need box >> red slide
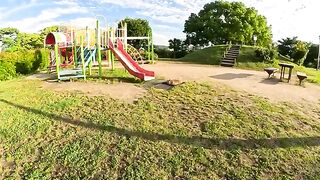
[108,39,155,81]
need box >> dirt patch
[43,82,146,103]
[142,62,320,103]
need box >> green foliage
[154,48,173,58]
[277,37,309,65]
[184,1,272,47]
[40,26,59,39]
[304,44,318,68]
[168,38,188,58]
[18,33,43,50]
[0,61,16,81]
[0,49,49,79]
[119,18,151,48]
[0,27,43,51]
[277,37,298,56]
[254,46,278,62]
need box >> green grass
[179,45,227,65]
[0,79,320,179]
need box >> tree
[277,37,298,56]
[118,18,151,48]
[18,33,43,50]
[277,37,309,65]
[304,44,318,68]
[184,1,272,47]
[0,28,19,50]
[169,38,187,58]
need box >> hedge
[0,49,49,81]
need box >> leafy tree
[18,33,43,50]
[0,28,19,50]
[118,18,151,48]
[278,37,309,65]
[169,38,188,58]
[184,1,272,47]
[304,44,318,68]
[277,37,298,56]
[291,41,309,65]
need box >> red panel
[45,33,55,45]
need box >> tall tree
[277,37,298,56]
[184,1,272,47]
[169,38,187,58]
[119,18,151,48]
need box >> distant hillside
[179,45,261,65]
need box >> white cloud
[1,4,89,32]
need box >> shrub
[0,61,16,81]
[15,50,35,74]
[0,49,49,80]
[154,48,173,58]
[255,47,278,62]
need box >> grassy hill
[1,79,320,178]
[180,45,227,65]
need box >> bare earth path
[32,62,320,104]
[143,62,320,103]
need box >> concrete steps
[221,45,240,67]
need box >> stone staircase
[221,45,241,67]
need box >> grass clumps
[0,79,320,179]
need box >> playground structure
[45,20,155,81]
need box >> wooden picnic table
[279,63,294,82]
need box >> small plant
[255,46,278,62]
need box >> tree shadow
[210,73,253,80]
[86,76,141,83]
[1,98,320,150]
[259,78,281,85]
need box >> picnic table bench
[264,68,278,78]
[279,63,294,82]
[297,72,307,85]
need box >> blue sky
[0,0,318,45]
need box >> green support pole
[73,32,77,68]
[107,50,111,68]
[80,36,86,80]
[96,20,102,78]
[148,32,151,62]
[151,31,155,64]
[89,59,93,76]
[111,52,115,70]
[55,44,60,80]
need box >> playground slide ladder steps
[221,45,241,67]
[58,47,97,80]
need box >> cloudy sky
[0,0,318,45]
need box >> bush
[154,48,173,58]
[0,49,49,80]
[0,61,16,81]
[255,47,278,62]
[140,51,158,60]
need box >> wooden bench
[264,68,278,78]
[297,72,307,85]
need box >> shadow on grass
[210,73,253,80]
[1,98,319,150]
